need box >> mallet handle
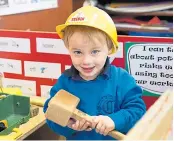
[72,109,126,140]
[108,130,125,140]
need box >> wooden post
[123,90,173,140]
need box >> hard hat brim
[56,24,118,55]
[56,24,67,39]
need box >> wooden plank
[123,91,173,140]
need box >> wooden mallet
[45,89,126,140]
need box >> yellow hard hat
[56,6,118,54]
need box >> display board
[125,43,173,96]
[0,30,172,109]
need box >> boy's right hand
[67,118,92,131]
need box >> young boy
[44,6,146,140]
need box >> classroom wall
[0,0,73,32]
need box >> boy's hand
[67,118,92,131]
[91,115,115,136]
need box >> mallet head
[45,89,80,127]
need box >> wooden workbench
[0,96,46,140]
[17,96,46,140]
[16,107,46,140]
[1,96,65,140]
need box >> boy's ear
[108,48,113,55]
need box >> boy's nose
[82,55,93,65]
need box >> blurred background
[0,0,173,37]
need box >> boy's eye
[74,51,82,55]
[91,50,100,54]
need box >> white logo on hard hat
[70,12,87,22]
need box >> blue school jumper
[44,58,146,140]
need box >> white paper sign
[3,78,36,96]
[24,61,61,79]
[0,37,31,53]
[40,85,52,98]
[127,44,173,94]
[36,38,69,54]
[0,58,22,74]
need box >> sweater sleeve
[108,68,146,134]
[43,74,75,137]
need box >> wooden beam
[123,90,173,140]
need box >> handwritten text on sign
[127,44,173,94]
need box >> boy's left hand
[91,115,115,136]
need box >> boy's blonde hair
[62,25,113,51]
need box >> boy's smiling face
[68,31,110,81]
